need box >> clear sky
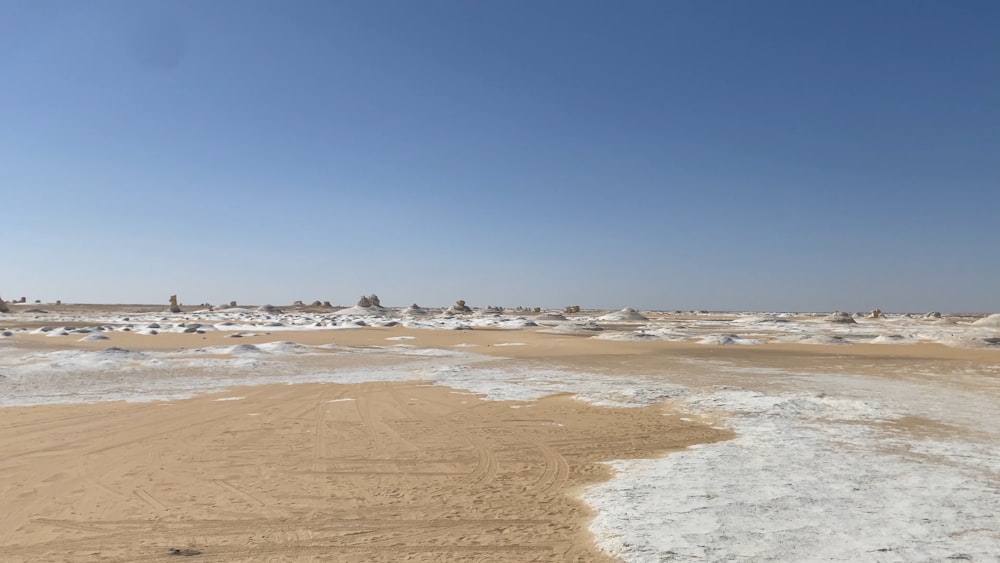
[1,0,997,312]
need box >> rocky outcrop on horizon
[0,296,9,313]
[404,303,429,316]
[824,311,857,324]
[445,300,472,314]
[333,294,389,316]
[598,308,649,322]
[168,295,181,314]
[356,294,383,309]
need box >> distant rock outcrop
[354,294,382,308]
[869,308,882,319]
[536,312,568,321]
[404,303,428,316]
[924,312,942,319]
[539,321,605,335]
[598,308,649,322]
[168,295,181,314]
[564,305,581,314]
[258,304,279,314]
[972,313,1000,327]
[445,300,472,314]
[333,294,389,316]
[824,311,857,324]
[0,297,9,314]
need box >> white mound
[824,311,857,324]
[592,331,661,342]
[538,322,605,335]
[972,313,1000,327]
[333,294,389,317]
[256,341,309,353]
[228,344,263,355]
[777,334,848,345]
[79,333,110,342]
[331,306,384,316]
[869,334,918,345]
[731,315,788,325]
[598,308,649,322]
[698,334,761,346]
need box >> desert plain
[1,299,999,562]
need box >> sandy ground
[2,306,998,561]
[0,374,729,562]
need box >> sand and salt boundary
[0,380,729,562]
[1,323,735,562]
[1,306,999,561]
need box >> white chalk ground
[1,310,999,561]
[3,306,998,348]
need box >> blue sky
[1,0,997,311]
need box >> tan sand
[3,308,998,561]
[0,380,730,562]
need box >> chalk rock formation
[404,303,428,316]
[293,300,305,307]
[0,297,9,313]
[973,313,1000,327]
[564,305,581,314]
[869,308,882,319]
[824,311,857,324]
[539,321,605,335]
[258,304,279,313]
[536,312,568,322]
[598,308,650,322]
[924,311,942,319]
[230,300,238,308]
[333,294,388,316]
[446,300,472,314]
[168,295,181,314]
